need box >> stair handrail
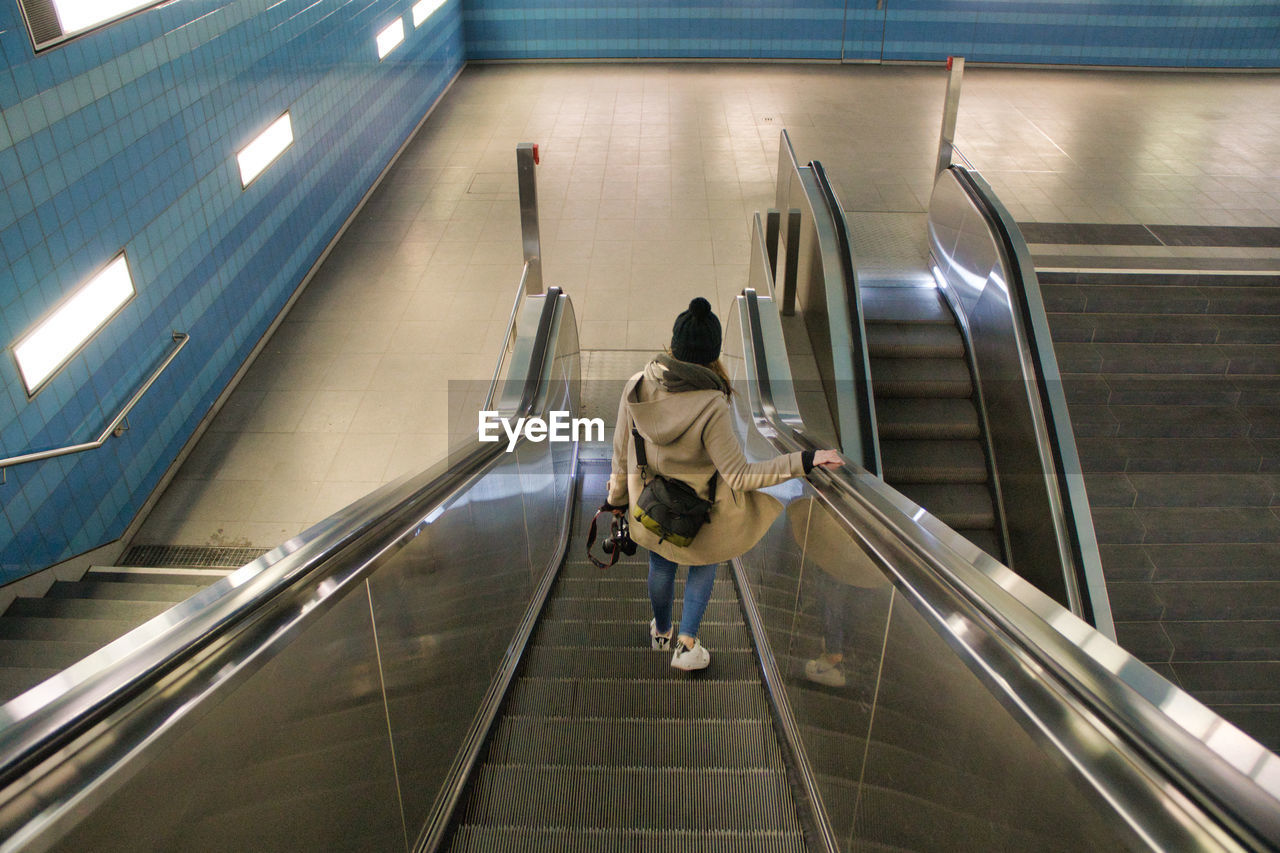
[0,331,189,479]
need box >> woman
[605,297,843,671]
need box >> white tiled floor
[133,62,1280,549]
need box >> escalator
[442,460,807,851]
[769,130,1102,629]
[0,272,1277,851]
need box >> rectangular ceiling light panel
[413,0,447,27]
[377,17,405,59]
[237,112,294,188]
[53,0,154,33]
[13,253,136,396]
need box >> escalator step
[532,620,751,651]
[870,358,972,398]
[519,646,760,680]
[875,398,980,440]
[455,765,801,832]
[0,668,61,704]
[895,483,997,529]
[556,577,736,601]
[503,678,772,720]
[447,826,805,853]
[487,717,783,768]
[866,322,965,358]
[956,528,1003,560]
[543,598,741,625]
[880,440,989,484]
[860,288,953,325]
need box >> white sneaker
[650,619,673,651]
[671,638,710,671]
[804,656,846,688]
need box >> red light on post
[532,144,540,165]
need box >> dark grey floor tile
[1046,314,1095,343]
[1137,507,1280,544]
[1105,582,1164,621]
[1082,473,1134,507]
[1052,342,1102,374]
[1206,705,1280,752]
[1020,222,1161,246]
[1225,345,1280,376]
[1039,284,1087,313]
[1094,343,1230,376]
[1164,620,1280,662]
[1112,405,1250,438]
[1146,542,1280,582]
[1205,288,1280,316]
[1081,285,1208,316]
[1215,316,1280,345]
[1061,375,1112,405]
[1079,314,1220,345]
[1090,507,1145,544]
[1066,406,1119,438]
[1153,580,1280,620]
[1112,437,1262,473]
[1244,408,1280,440]
[1097,544,1154,582]
[1146,224,1280,248]
[1113,621,1172,662]
[1128,473,1273,508]
[1105,375,1240,407]
[1168,661,1280,704]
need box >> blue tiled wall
[0,1,464,582]
[463,0,1279,67]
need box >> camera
[602,512,637,556]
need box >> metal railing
[0,331,189,482]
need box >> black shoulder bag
[631,428,715,548]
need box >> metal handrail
[0,331,189,475]
[737,290,1280,851]
[486,261,533,409]
[949,164,1114,639]
[0,291,564,782]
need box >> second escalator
[860,285,1006,561]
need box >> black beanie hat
[670,297,721,365]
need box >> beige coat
[607,363,806,565]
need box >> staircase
[0,551,254,705]
[860,286,1005,560]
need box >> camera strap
[585,509,621,569]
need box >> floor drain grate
[121,545,268,569]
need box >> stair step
[0,668,62,705]
[85,567,232,585]
[3,597,174,622]
[866,322,965,358]
[860,288,953,325]
[871,358,972,398]
[487,717,783,767]
[876,398,980,440]
[896,483,997,529]
[881,440,989,484]
[0,615,140,644]
[0,638,101,669]
[44,580,209,603]
[446,826,805,853]
[455,765,801,832]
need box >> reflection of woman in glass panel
[603,298,842,671]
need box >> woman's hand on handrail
[813,449,844,470]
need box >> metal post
[765,209,781,280]
[780,209,801,317]
[935,56,964,177]
[516,143,542,294]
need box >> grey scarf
[654,353,728,395]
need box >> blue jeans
[648,551,718,640]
